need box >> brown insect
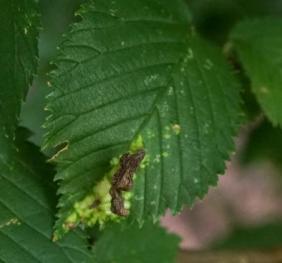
[110,188,129,216]
[110,149,145,216]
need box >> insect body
[110,149,145,216]
[110,188,129,216]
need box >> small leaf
[231,17,282,126]
[93,222,180,263]
[44,0,242,235]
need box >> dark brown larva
[110,149,145,216]
[110,188,129,216]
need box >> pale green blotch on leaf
[53,136,146,241]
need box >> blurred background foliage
[21,0,282,251]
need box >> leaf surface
[231,17,282,126]
[44,0,241,232]
[0,132,92,263]
[0,0,39,137]
[0,1,93,262]
[93,222,180,263]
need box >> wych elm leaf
[44,0,241,236]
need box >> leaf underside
[44,0,241,232]
[231,17,282,126]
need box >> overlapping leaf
[0,0,39,137]
[0,1,93,262]
[44,0,241,232]
[93,222,180,263]
[0,132,92,263]
[231,17,282,126]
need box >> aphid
[110,149,145,216]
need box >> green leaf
[0,1,93,261]
[44,0,241,235]
[231,17,282,126]
[0,0,39,137]
[0,131,93,263]
[93,222,180,263]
